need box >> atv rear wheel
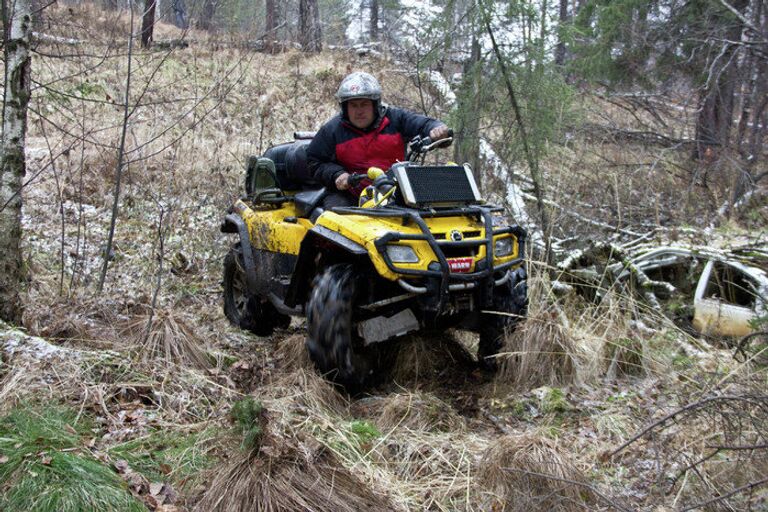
[223,246,290,336]
[478,268,528,372]
[306,264,378,390]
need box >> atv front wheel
[305,264,378,390]
[478,268,528,372]
[223,246,290,336]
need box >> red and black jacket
[307,106,442,196]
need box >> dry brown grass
[375,391,466,432]
[390,332,476,387]
[274,333,312,371]
[194,443,394,512]
[21,292,133,348]
[122,308,211,369]
[477,433,594,512]
[497,307,579,389]
[264,368,349,419]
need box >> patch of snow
[2,330,69,360]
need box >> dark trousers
[322,191,356,209]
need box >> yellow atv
[221,131,527,388]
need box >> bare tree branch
[679,476,768,511]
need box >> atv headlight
[386,244,419,263]
[494,237,514,258]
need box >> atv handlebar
[347,173,367,188]
[347,167,388,189]
[406,129,454,161]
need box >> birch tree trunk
[0,0,32,323]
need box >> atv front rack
[331,204,526,303]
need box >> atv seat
[261,133,319,191]
[294,188,328,221]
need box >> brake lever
[423,136,453,152]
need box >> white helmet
[335,72,382,104]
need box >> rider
[307,71,450,208]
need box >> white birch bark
[0,0,32,322]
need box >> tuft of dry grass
[477,433,594,512]
[375,392,466,432]
[604,336,645,378]
[123,309,211,370]
[274,333,312,371]
[390,332,476,387]
[497,307,579,389]
[194,442,394,512]
[265,368,349,418]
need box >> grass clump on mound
[498,309,579,389]
[0,404,144,512]
[477,433,594,512]
[275,333,312,370]
[376,392,466,432]
[124,309,211,369]
[194,441,394,512]
[267,368,349,416]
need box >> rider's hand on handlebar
[429,124,451,141]
[335,172,351,190]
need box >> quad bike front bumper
[333,204,526,312]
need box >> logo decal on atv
[449,230,463,242]
[448,257,473,273]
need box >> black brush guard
[331,204,526,311]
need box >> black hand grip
[435,128,454,149]
[347,173,366,187]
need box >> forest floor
[1,5,767,512]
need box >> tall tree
[299,0,322,52]
[141,0,156,48]
[172,0,188,28]
[198,0,216,31]
[0,0,32,322]
[265,0,278,52]
[370,0,379,41]
[693,0,750,159]
[454,34,483,185]
[555,0,569,66]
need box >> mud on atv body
[221,132,527,389]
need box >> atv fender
[284,225,368,308]
[220,213,260,294]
